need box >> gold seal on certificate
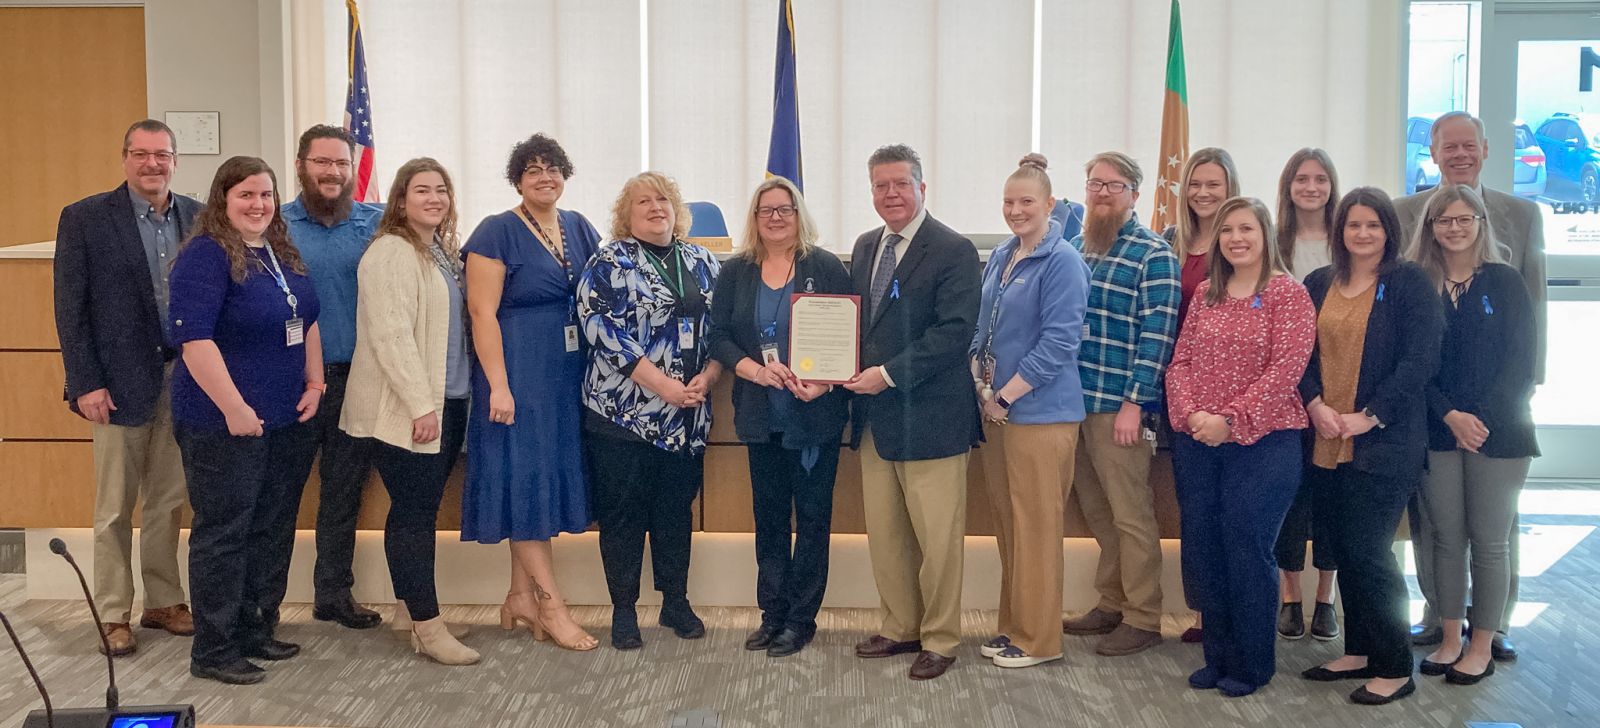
[787,293,861,384]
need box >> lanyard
[260,244,298,318]
[759,254,797,340]
[641,240,690,300]
[978,244,1029,382]
[516,205,570,279]
[427,238,461,289]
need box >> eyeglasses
[872,180,916,193]
[1085,179,1133,194]
[125,150,176,164]
[755,205,797,219]
[1432,214,1484,229]
[523,165,563,179]
[303,157,352,171]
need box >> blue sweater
[969,221,1091,424]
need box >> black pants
[372,399,467,623]
[311,364,378,606]
[748,440,840,638]
[1274,465,1340,572]
[587,435,702,608]
[1310,463,1416,678]
[178,420,318,668]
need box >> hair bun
[1018,153,1049,171]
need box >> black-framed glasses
[755,205,797,219]
[1085,179,1132,194]
[1432,214,1484,229]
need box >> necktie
[870,233,901,314]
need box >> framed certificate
[788,293,861,384]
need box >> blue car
[1535,113,1600,203]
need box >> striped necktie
[870,233,901,313]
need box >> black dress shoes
[1301,664,1378,681]
[313,599,382,630]
[243,638,300,661]
[766,628,810,658]
[745,626,778,651]
[854,635,922,658]
[658,599,706,640]
[1350,678,1416,705]
[1491,633,1518,662]
[191,659,266,685]
[1410,622,1443,646]
[612,607,643,651]
[908,651,956,680]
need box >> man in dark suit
[845,144,981,681]
[54,119,203,656]
[1396,111,1546,662]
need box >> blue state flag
[765,0,802,192]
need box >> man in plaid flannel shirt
[1060,151,1180,657]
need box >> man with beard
[1395,110,1545,663]
[54,119,203,656]
[1060,151,1180,657]
[280,124,384,629]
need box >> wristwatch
[1361,407,1386,429]
[995,394,1012,410]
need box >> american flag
[344,0,377,202]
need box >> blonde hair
[1203,197,1283,307]
[737,176,819,263]
[609,171,692,241]
[375,157,460,262]
[1174,147,1241,266]
[1406,183,1504,288]
[1008,153,1053,197]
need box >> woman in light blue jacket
[971,153,1091,669]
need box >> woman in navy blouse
[578,171,721,650]
[168,156,323,685]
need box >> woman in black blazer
[1296,187,1443,705]
[708,176,852,657]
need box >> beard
[1081,201,1129,255]
[297,168,354,226]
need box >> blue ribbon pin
[890,279,901,300]
[1482,295,1493,315]
[1376,282,1386,302]
[1251,295,1262,309]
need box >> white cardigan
[339,233,451,453]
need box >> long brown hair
[1173,147,1240,266]
[1203,197,1283,307]
[375,157,461,261]
[185,156,303,282]
[1275,148,1340,275]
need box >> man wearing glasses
[281,124,384,630]
[54,119,204,656]
[1060,151,1179,657]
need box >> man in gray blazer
[1395,110,1545,662]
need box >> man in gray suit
[1395,110,1546,662]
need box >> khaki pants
[859,428,968,656]
[1071,413,1163,631]
[90,373,187,622]
[979,420,1079,657]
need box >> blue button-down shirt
[281,197,383,363]
[1071,213,1180,413]
[128,187,182,347]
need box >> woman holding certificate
[578,171,721,650]
[971,154,1091,668]
[708,177,851,658]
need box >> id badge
[285,317,305,347]
[677,317,695,349]
[760,344,780,366]
[564,324,580,352]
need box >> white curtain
[292,0,1402,251]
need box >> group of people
[54,111,1540,705]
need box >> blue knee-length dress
[460,208,600,542]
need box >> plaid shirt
[1071,213,1180,413]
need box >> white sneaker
[992,646,1062,669]
[979,635,1011,659]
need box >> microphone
[1,608,54,728]
[48,538,118,711]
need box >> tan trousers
[979,420,1079,657]
[90,373,187,622]
[1071,413,1163,631]
[859,428,969,657]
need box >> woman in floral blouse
[1165,196,1316,698]
[577,171,721,650]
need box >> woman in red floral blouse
[1165,196,1316,697]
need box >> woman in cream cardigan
[341,158,477,665]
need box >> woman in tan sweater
[341,158,477,665]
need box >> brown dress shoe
[1095,624,1162,656]
[908,650,956,680]
[140,604,195,636]
[99,623,136,657]
[854,635,922,658]
[1062,608,1123,636]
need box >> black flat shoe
[766,628,810,658]
[658,599,705,640]
[1350,678,1416,705]
[313,599,382,630]
[1445,659,1496,685]
[242,638,300,661]
[1419,654,1460,676]
[1301,664,1377,681]
[744,626,777,651]
[191,659,266,685]
[611,608,642,651]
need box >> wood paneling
[0,441,96,527]
[0,351,90,439]
[0,7,147,247]
[0,259,61,349]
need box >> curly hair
[184,156,304,283]
[504,133,574,189]
[609,171,692,242]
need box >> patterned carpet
[1,494,1597,728]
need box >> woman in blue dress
[462,133,599,652]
